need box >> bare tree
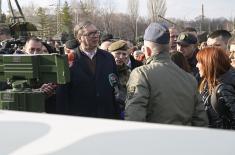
[79,0,98,21]
[127,0,139,40]
[21,3,38,23]
[99,1,115,33]
[128,0,139,19]
[147,0,167,22]
[70,0,80,24]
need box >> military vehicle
[0,0,38,54]
[0,110,235,155]
[0,54,70,112]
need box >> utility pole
[208,21,211,33]
[0,0,2,22]
[56,0,61,34]
[202,4,205,22]
[135,17,138,41]
[200,4,205,32]
[233,17,235,32]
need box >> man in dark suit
[56,21,120,119]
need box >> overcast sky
[2,0,235,20]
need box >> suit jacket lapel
[75,48,93,76]
[95,50,103,81]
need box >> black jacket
[201,68,235,129]
[188,49,200,83]
[56,48,120,119]
[129,55,143,70]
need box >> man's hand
[40,83,58,96]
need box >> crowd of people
[0,20,235,130]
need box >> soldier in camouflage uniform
[125,23,208,126]
[108,40,131,117]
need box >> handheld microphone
[108,73,119,95]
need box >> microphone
[108,73,119,95]
[109,73,125,115]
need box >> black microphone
[108,73,119,95]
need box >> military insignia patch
[127,86,136,99]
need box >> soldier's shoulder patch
[127,86,136,99]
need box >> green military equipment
[0,54,70,112]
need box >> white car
[0,110,234,155]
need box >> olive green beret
[108,40,128,52]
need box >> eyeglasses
[83,30,101,37]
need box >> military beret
[176,32,197,45]
[144,22,170,44]
[108,40,128,52]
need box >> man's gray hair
[144,40,169,54]
[74,21,93,39]
[23,37,42,51]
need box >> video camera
[0,21,38,54]
[0,38,25,54]
[0,54,70,112]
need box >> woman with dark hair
[170,51,191,73]
[196,47,235,129]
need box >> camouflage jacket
[116,65,131,110]
[125,52,208,127]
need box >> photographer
[0,24,15,54]
[0,25,14,89]
[0,24,13,42]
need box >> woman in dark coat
[196,47,235,129]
